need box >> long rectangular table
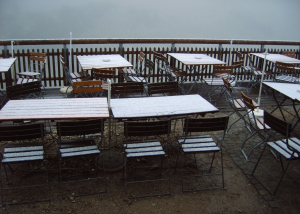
[0,98,109,121]
[110,94,219,119]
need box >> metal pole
[108,79,111,151]
[229,40,233,65]
[257,51,268,106]
[69,32,72,72]
[11,41,15,85]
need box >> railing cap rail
[1,38,300,46]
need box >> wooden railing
[0,38,299,89]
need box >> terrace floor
[0,82,299,213]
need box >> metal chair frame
[120,52,145,82]
[174,116,229,193]
[223,78,248,134]
[56,119,107,199]
[203,64,236,104]
[123,120,172,198]
[273,61,299,83]
[245,53,271,95]
[154,52,189,94]
[240,91,271,161]
[16,52,47,85]
[0,123,51,206]
[251,111,300,195]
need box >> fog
[1,0,300,42]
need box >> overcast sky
[1,0,300,41]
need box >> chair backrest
[275,61,295,75]
[281,51,296,59]
[57,119,104,139]
[29,52,47,81]
[6,81,42,99]
[183,116,229,137]
[241,91,257,111]
[60,55,75,85]
[140,59,155,80]
[222,77,233,94]
[0,123,44,142]
[233,51,244,61]
[246,53,257,69]
[92,68,117,80]
[72,80,103,97]
[124,120,171,139]
[111,82,144,96]
[264,111,291,137]
[147,81,178,96]
[29,52,47,69]
[214,65,234,75]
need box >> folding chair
[203,64,235,103]
[174,116,229,193]
[56,119,107,199]
[124,59,154,82]
[281,51,296,58]
[232,51,248,90]
[222,77,248,134]
[93,67,117,82]
[123,120,171,198]
[245,53,271,94]
[0,123,50,206]
[60,55,86,81]
[251,111,300,195]
[154,52,189,94]
[119,52,145,82]
[72,80,103,98]
[111,82,144,98]
[273,61,299,83]
[1,81,43,108]
[240,91,271,161]
[16,52,47,85]
[147,81,178,96]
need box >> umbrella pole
[257,51,268,107]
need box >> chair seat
[249,117,271,130]
[276,75,299,83]
[233,98,246,109]
[2,145,44,163]
[59,139,100,158]
[124,140,165,158]
[178,135,220,153]
[267,137,300,159]
[17,78,39,84]
[121,68,137,76]
[203,77,224,86]
[18,71,41,77]
[125,76,147,83]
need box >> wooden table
[0,58,17,87]
[0,98,109,121]
[251,53,300,64]
[263,82,300,130]
[77,54,133,70]
[167,53,226,94]
[167,53,226,66]
[110,94,219,119]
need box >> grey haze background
[0,0,300,41]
